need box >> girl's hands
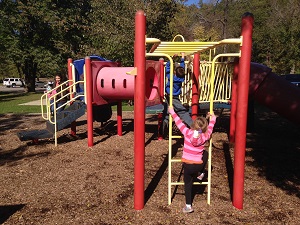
[206,111,215,119]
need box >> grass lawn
[0,91,134,114]
[0,92,45,114]
[111,102,134,111]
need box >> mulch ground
[0,104,299,225]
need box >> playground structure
[16,10,300,212]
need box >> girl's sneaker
[182,206,194,213]
[197,172,205,181]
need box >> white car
[35,81,46,88]
[3,78,24,88]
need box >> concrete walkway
[19,99,47,106]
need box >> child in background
[168,106,217,213]
[47,74,68,114]
[161,53,193,136]
[46,81,53,92]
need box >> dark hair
[175,66,185,78]
[54,73,67,82]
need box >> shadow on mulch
[212,103,300,199]
[144,139,183,205]
[0,145,51,167]
[0,204,25,224]
[247,105,300,198]
[0,114,45,136]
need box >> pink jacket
[169,108,216,164]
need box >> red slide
[249,62,300,126]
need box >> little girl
[168,106,216,213]
[47,74,68,114]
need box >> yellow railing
[181,61,234,104]
[172,34,185,42]
[40,79,85,146]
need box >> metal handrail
[40,80,85,146]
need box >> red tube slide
[249,62,300,126]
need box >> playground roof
[146,37,242,56]
[73,55,111,76]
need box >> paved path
[0,85,47,105]
[19,99,47,106]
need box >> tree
[87,0,183,65]
[86,0,140,66]
[0,0,19,79]
[1,0,298,83]
[0,0,92,92]
[264,0,300,74]
[145,0,181,41]
[220,0,300,74]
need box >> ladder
[167,108,213,205]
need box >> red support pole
[157,58,165,140]
[229,58,239,143]
[233,12,254,209]
[68,58,76,136]
[117,101,123,136]
[191,53,200,119]
[85,57,94,147]
[134,10,146,210]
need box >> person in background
[161,52,193,136]
[168,105,217,213]
[46,81,53,92]
[47,74,68,115]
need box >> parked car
[35,81,46,88]
[3,78,25,88]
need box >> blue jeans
[163,95,193,127]
[50,99,66,114]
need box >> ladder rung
[170,135,182,139]
[171,181,209,186]
[170,159,181,162]
[193,181,209,185]
[171,182,184,185]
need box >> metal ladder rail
[167,56,214,204]
[168,133,213,205]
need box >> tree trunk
[22,57,37,93]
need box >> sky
[185,0,199,5]
[185,0,209,6]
